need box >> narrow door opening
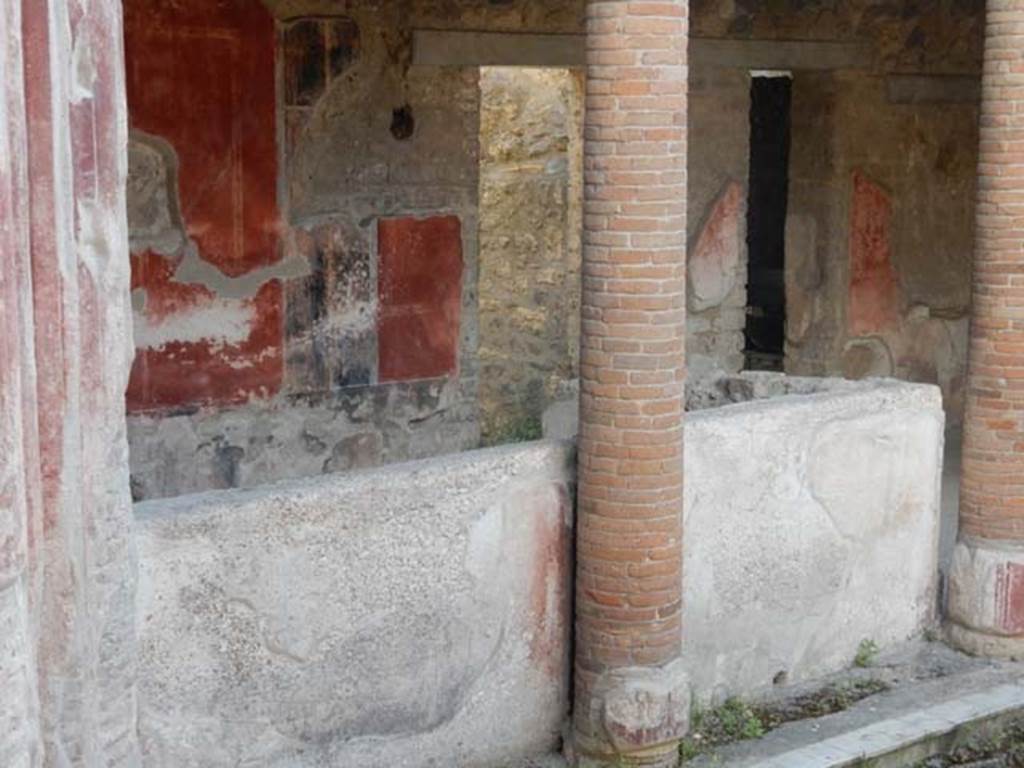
[744,73,792,371]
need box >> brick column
[573,2,689,765]
[948,1,1024,658]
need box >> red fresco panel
[377,216,463,383]
[848,171,901,336]
[997,562,1024,635]
[128,251,284,410]
[123,0,282,412]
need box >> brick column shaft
[573,2,689,764]
[949,0,1024,657]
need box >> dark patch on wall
[281,16,360,156]
[283,17,360,108]
[211,438,245,490]
[285,244,328,393]
[391,104,416,140]
[284,20,324,107]
[326,18,360,77]
[286,222,374,395]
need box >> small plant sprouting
[483,414,543,446]
[679,698,766,762]
[854,638,880,668]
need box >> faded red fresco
[124,0,282,412]
[997,562,1024,634]
[378,216,463,382]
[849,172,900,336]
[528,484,572,679]
[129,252,283,410]
[690,181,743,309]
[22,0,64,523]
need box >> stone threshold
[513,643,1024,768]
[690,660,1024,768]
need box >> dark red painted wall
[378,216,463,383]
[124,0,282,412]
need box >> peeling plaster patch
[313,302,378,339]
[127,132,185,256]
[842,336,895,379]
[70,34,96,102]
[174,245,311,300]
[76,197,119,279]
[690,181,743,312]
[132,297,255,350]
[131,288,147,313]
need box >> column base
[575,745,680,768]
[946,622,1024,660]
[570,659,690,768]
[946,538,1024,659]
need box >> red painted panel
[997,562,1024,634]
[378,216,463,383]
[124,0,279,276]
[23,0,66,523]
[849,172,900,336]
[123,0,282,412]
[127,251,283,410]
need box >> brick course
[574,0,688,762]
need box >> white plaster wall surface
[134,441,574,768]
[684,379,945,703]
[133,378,944,767]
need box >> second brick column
[573,1,690,765]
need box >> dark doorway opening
[744,74,792,371]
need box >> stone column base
[947,538,1024,659]
[570,660,690,767]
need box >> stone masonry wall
[477,57,749,437]
[478,67,584,442]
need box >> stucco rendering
[129,379,943,766]
[685,378,944,701]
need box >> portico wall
[124,0,985,500]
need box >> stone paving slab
[692,663,1024,768]
[514,643,1024,768]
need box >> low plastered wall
[134,377,944,766]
